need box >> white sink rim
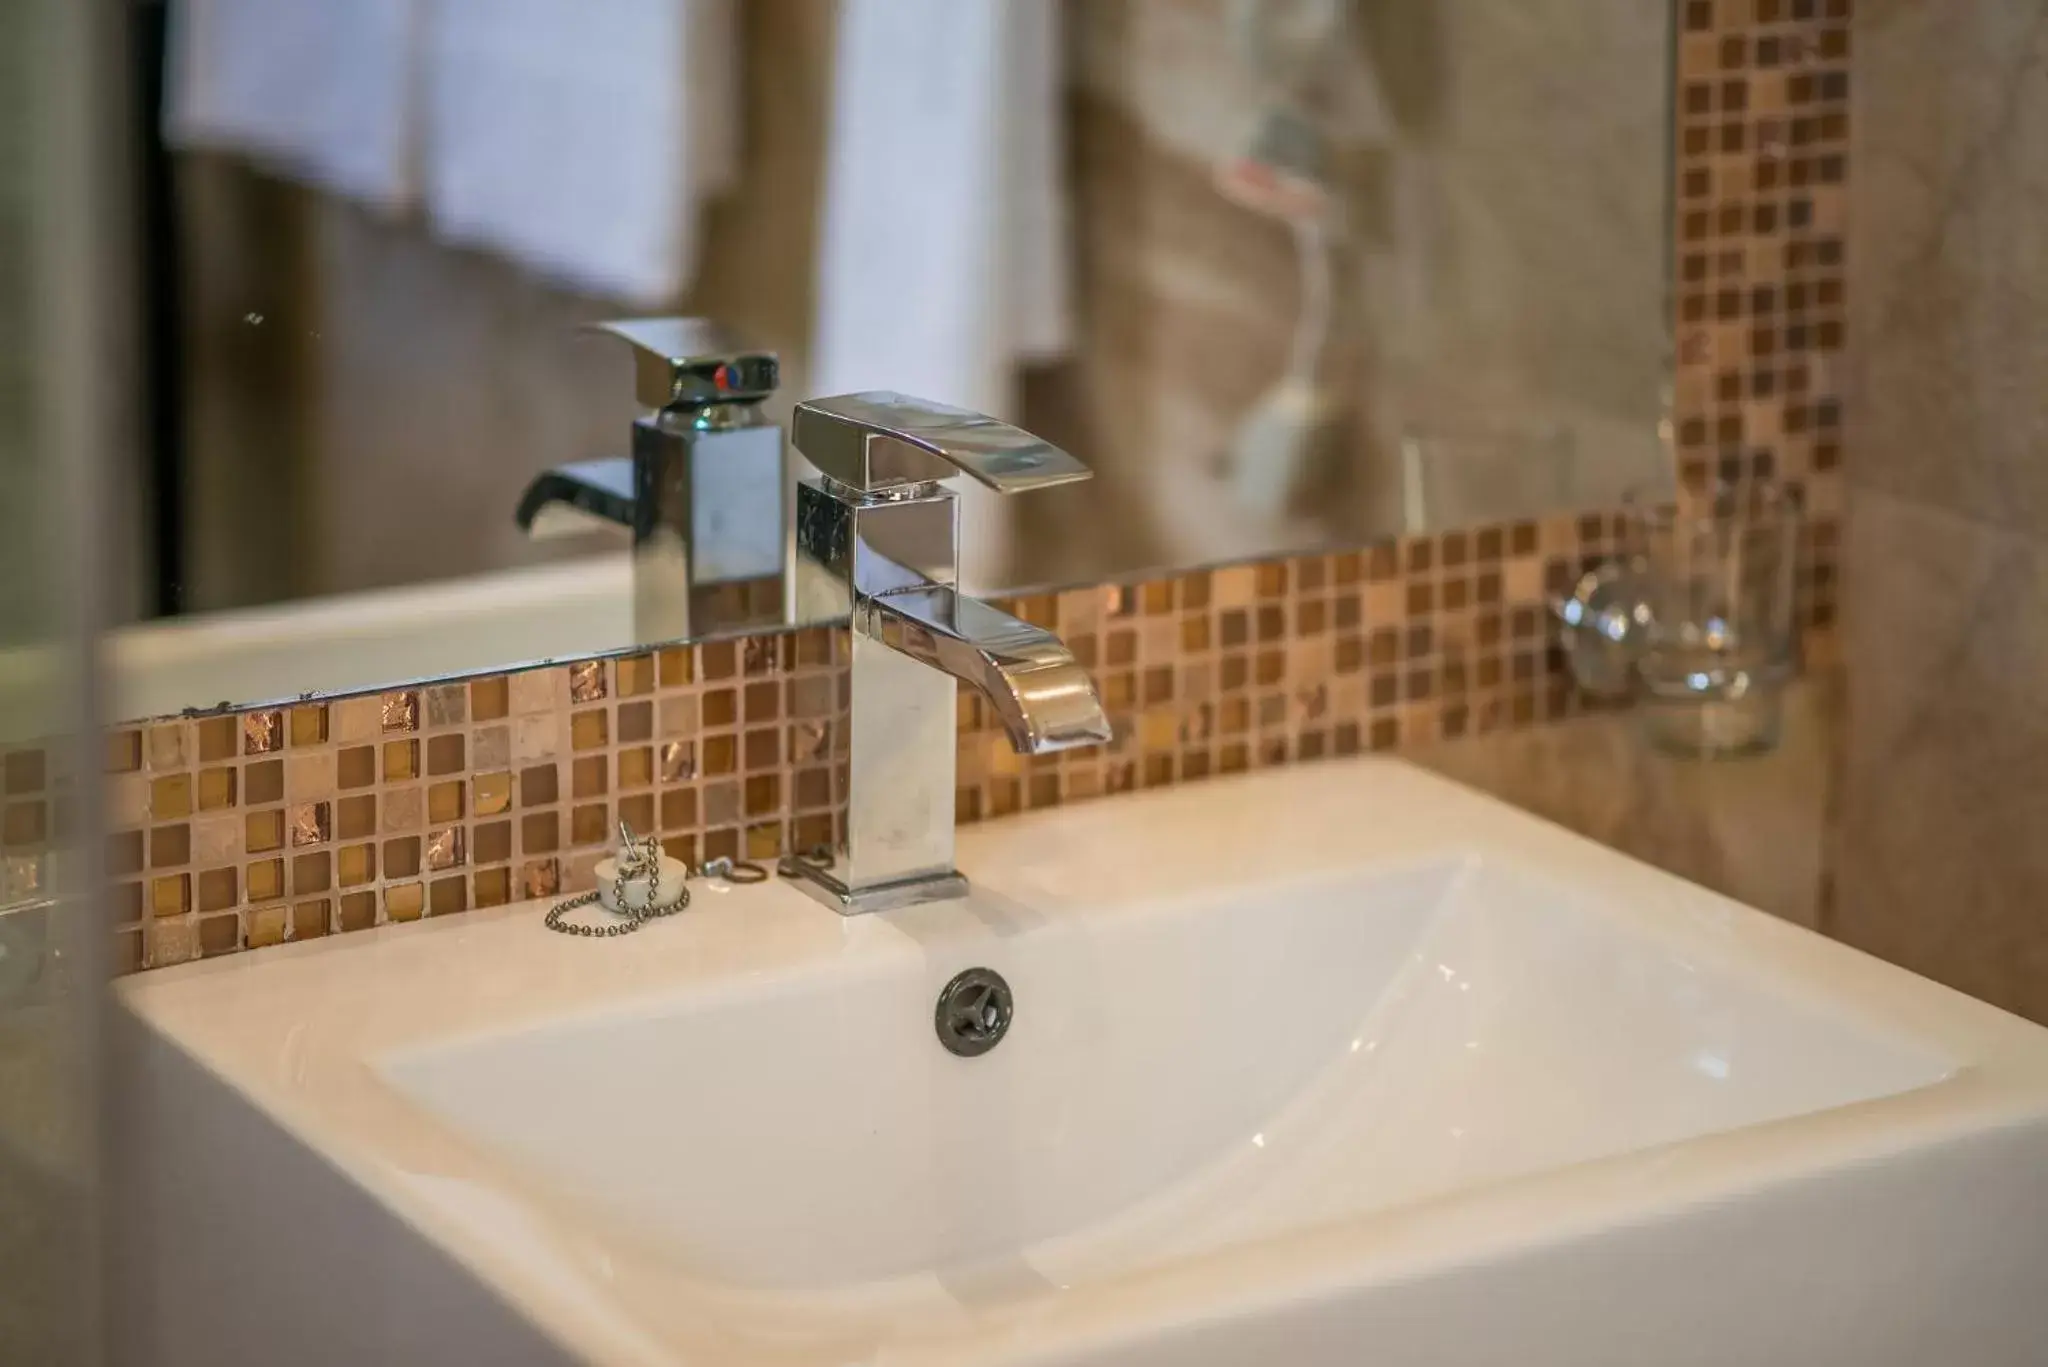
[117,757,2048,1367]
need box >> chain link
[542,827,774,937]
[700,856,770,884]
[543,825,687,938]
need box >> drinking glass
[1624,479,1800,756]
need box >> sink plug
[543,822,691,938]
[542,826,773,937]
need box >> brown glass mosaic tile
[1674,0,1848,635]
[953,524,1622,821]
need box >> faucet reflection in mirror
[786,393,1112,914]
[516,318,789,642]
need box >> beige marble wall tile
[1831,485,2048,1023]
[1849,0,2048,540]
[1833,0,2048,1025]
[1409,680,1835,931]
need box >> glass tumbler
[1624,480,1800,757]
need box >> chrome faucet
[784,392,1113,915]
[515,318,788,640]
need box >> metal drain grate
[934,967,1013,1057]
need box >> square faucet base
[778,859,971,917]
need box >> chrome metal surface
[793,391,1095,495]
[590,317,780,411]
[868,588,1113,754]
[781,864,972,916]
[934,967,1014,1058]
[786,395,1111,915]
[515,317,790,641]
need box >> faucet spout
[785,391,1111,915]
[867,587,1113,754]
[516,457,637,539]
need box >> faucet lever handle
[589,317,779,411]
[793,391,1093,495]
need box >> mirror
[69,0,1673,725]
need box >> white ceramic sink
[120,759,2048,1366]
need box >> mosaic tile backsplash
[4,518,1621,973]
[1673,0,1849,621]
[0,0,1852,974]
[76,632,844,971]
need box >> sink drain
[935,967,1012,1057]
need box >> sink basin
[379,855,1949,1296]
[119,758,2048,1366]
